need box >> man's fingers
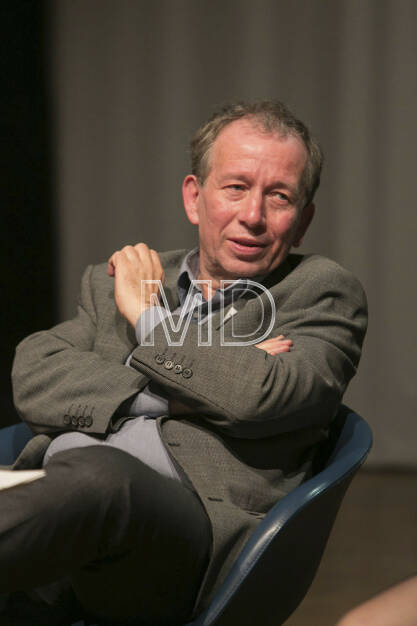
[255,335,293,355]
[267,345,292,355]
[134,242,153,265]
[108,243,153,274]
[150,249,165,284]
[106,243,165,327]
[257,344,292,355]
[255,335,292,347]
[107,252,119,277]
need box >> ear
[182,175,201,226]
[293,203,315,248]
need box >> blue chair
[0,406,372,626]
[0,421,33,465]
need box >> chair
[186,405,372,625]
[0,420,33,466]
[0,406,372,626]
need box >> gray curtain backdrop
[51,0,417,467]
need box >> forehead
[209,119,307,182]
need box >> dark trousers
[0,446,212,625]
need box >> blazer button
[173,364,183,374]
[71,416,78,426]
[63,415,71,426]
[164,360,174,370]
[182,368,193,379]
[84,416,93,427]
[155,354,165,364]
[78,417,85,427]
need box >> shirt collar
[177,247,265,307]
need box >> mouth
[228,238,267,256]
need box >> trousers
[0,446,212,625]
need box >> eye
[270,190,290,203]
[224,184,246,198]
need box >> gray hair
[190,100,323,207]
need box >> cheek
[270,212,299,241]
[201,200,234,233]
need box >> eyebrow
[265,180,298,195]
[219,172,300,197]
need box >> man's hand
[107,243,165,328]
[255,335,293,355]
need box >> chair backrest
[0,421,33,466]
[187,406,372,626]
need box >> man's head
[183,101,322,287]
[190,101,323,208]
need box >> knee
[45,445,142,502]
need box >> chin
[222,258,268,279]
[225,252,289,280]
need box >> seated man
[4,100,367,625]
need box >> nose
[238,191,266,230]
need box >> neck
[197,272,220,300]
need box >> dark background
[1,1,56,426]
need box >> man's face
[183,119,315,286]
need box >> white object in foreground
[0,469,46,491]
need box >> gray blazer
[12,249,367,614]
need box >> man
[6,101,367,625]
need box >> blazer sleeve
[128,259,368,438]
[12,265,149,435]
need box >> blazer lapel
[213,257,294,331]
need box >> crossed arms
[12,244,367,439]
